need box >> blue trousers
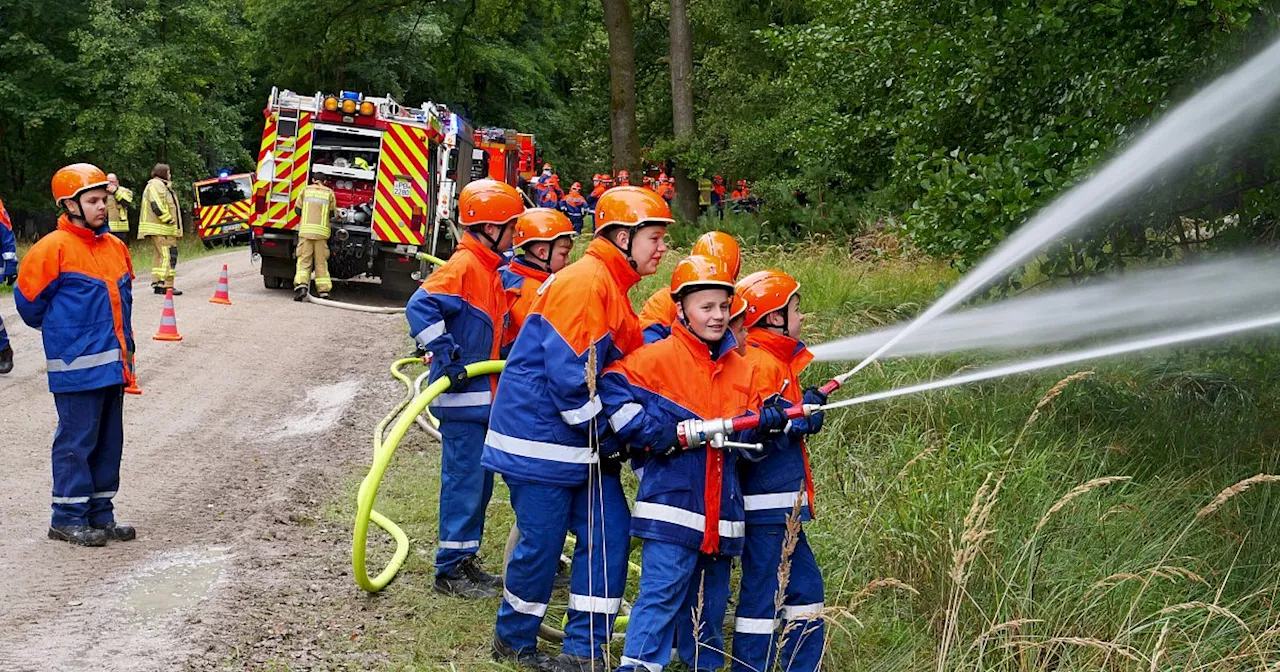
[436,420,495,575]
[497,474,631,659]
[0,314,8,350]
[617,540,733,672]
[732,525,825,672]
[51,386,125,528]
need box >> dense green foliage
[3,0,1280,271]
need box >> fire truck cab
[250,88,475,298]
[193,171,253,248]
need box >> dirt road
[0,250,410,670]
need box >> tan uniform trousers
[294,235,332,294]
[150,236,177,288]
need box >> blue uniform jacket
[482,238,645,487]
[16,216,135,393]
[738,329,818,525]
[600,322,763,556]
[406,233,507,424]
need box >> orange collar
[459,232,505,271]
[670,319,738,364]
[509,257,550,283]
[585,237,642,293]
[747,328,813,370]
[58,215,103,240]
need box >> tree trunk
[601,0,640,176]
[668,0,699,222]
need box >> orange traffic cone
[153,289,184,342]
[209,264,232,305]
[124,350,143,395]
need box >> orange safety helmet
[458,179,524,228]
[737,269,800,329]
[513,208,575,250]
[603,175,615,186]
[594,186,674,238]
[737,179,748,188]
[670,254,735,299]
[542,163,553,171]
[52,163,109,208]
[692,231,742,279]
[571,182,582,191]
[658,172,668,181]
[617,170,631,185]
[729,293,748,322]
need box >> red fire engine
[249,88,477,298]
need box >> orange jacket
[483,237,645,486]
[405,233,507,423]
[499,257,550,351]
[740,328,816,524]
[16,216,136,393]
[638,287,677,344]
[600,321,760,554]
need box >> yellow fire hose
[353,360,506,592]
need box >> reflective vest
[107,186,134,233]
[138,177,182,238]
[298,184,337,239]
[499,257,551,354]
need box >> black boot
[293,285,308,302]
[0,346,12,375]
[169,288,183,296]
[554,653,608,672]
[434,556,499,599]
[94,521,137,541]
[492,636,562,671]
[48,525,108,547]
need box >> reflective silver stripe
[619,657,662,672]
[504,588,548,617]
[632,501,744,539]
[744,491,805,512]
[1,252,15,260]
[303,196,330,204]
[414,321,447,347]
[560,395,602,425]
[633,466,646,481]
[609,403,642,432]
[91,491,117,499]
[46,349,121,373]
[783,603,825,620]
[486,430,598,464]
[429,392,491,408]
[567,593,621,615]
[51,496,90,504]
[734,617,775,634]
[438,539,480,550]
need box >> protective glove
[802,386,829,407]
[596,431,626,477]
[441,345,469,386]
[804,409,825,434]
[649,423,683,458]
[756,403,790,433]
[3,260,16,286]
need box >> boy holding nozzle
[729,269,830,672]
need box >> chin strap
[472,221,513,254]
[603,224,642,270]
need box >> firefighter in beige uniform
[294,178,336,301]
[105,173,134,243]
[138,163,183,295]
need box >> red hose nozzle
[818,378,841,396]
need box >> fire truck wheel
[263,275,287,290]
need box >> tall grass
[334,240,1280,670]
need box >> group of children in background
[407,178,828,672]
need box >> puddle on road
[275,380,362,438]
[121,546,231,621]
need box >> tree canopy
[3,0,1279,270]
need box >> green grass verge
[333,243,1280,671]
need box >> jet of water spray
[837,37,1280,384]
[812,255,1280,362]
[820,312,1280,412]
